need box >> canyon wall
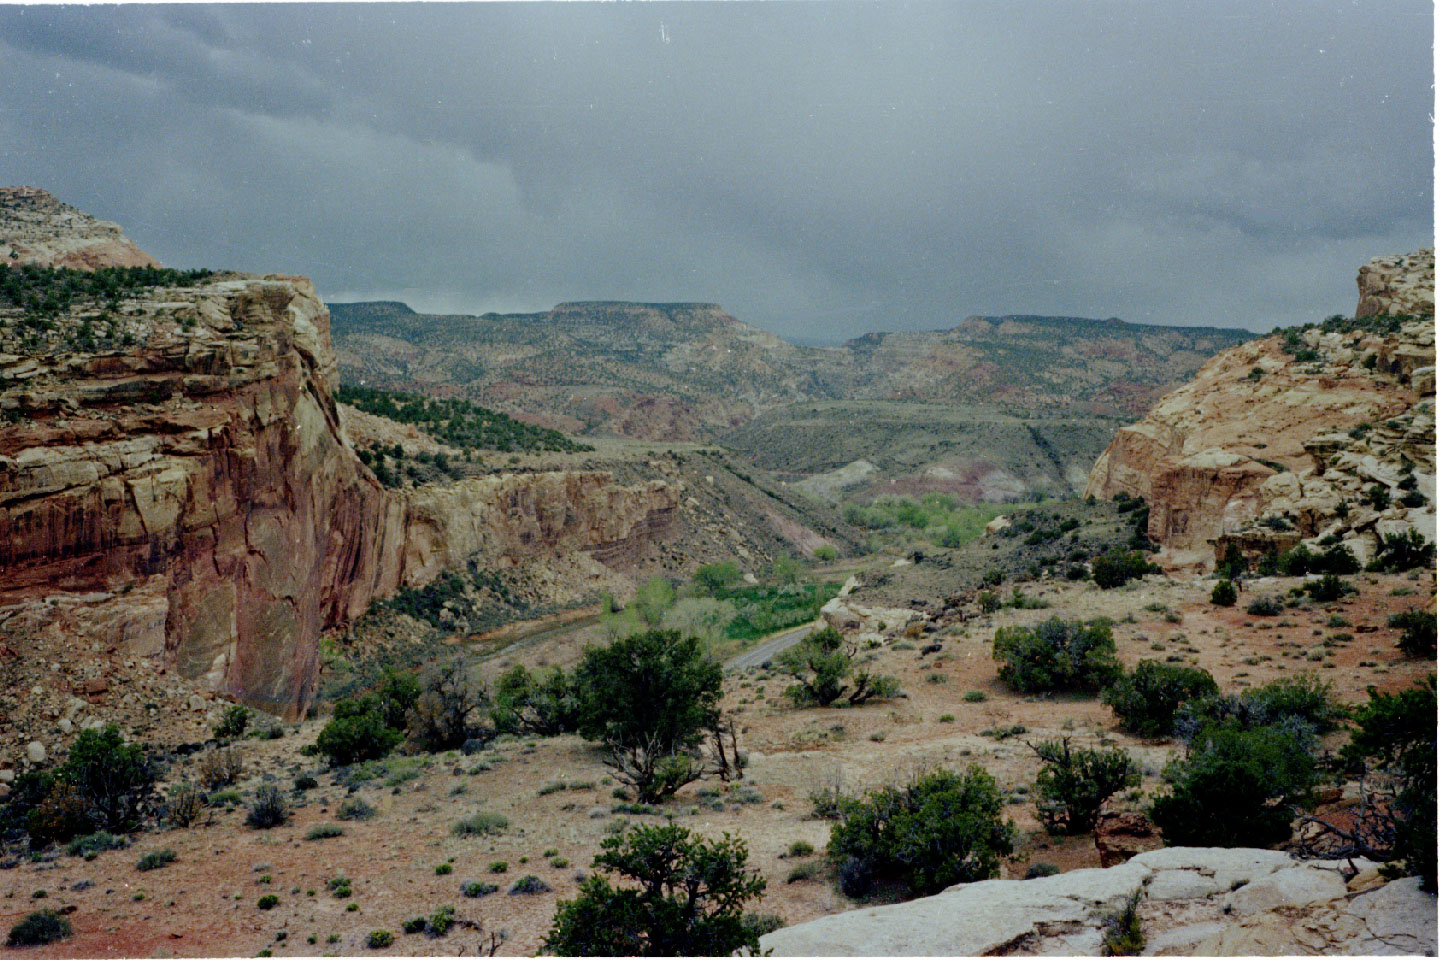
[1085,250,1435,567]
[0,190,678,717]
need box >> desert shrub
[692,561,742,595]
[992,618,1122,694]
[316,698,404,767]
[214,704,250,740]
[1101,888,1146,956]
[1179,674,1345,742]
[572,630,723,803]
[1091,548,1158,589]
[828,766,1015,900]
[337,798,377,821]
[1103,662,1219,738]
[963,690,988,703]
[1210,579,1237,607]
[401,917,426,935]
[366,930,393,949]
[1303,573,1347,602]
[491,665,579,736]
[257,894,279,910]
[306,823,344,840]
[410,661,491,752]
[786,862,822,883]
[1024,862,1059,879]
[1341,678,1436,890]
[1368,529,1435,573]
[328,876,353,898]
[1150,722,1317,847]
[509,874,550,894]
[7,910,71,946]
[26,781,95,844]
[246,786,290,829]
[65,831,126,859]
[544,823,767,956]
[1030,739,1140,834]
[49,725,155,834]
[197,747,243,790]
[293,775,319,791]
[1390,609,1437,658]
[778,626,900,708]
[462,881,498,898]
[136,848,176,871]
[788,840,815,857]
[1245,596,1282,616]
[452,811,508,836]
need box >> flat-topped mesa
[0,185,160,270]
[1085,249,1436,569]
[0,192,680,718]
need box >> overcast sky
[1,2,1432,339]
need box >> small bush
[1103,662,1219,738]
[1368,529,1434,573]
[294,775,319,791]
[488,860,509,873]
[1245,596,1282,617]
[786,861,823,883]
[214,704,250,740]
[1024,862,1059,879]
[401,917,426,934]
[1031,739,1139,834]
[1210,580,1237,607]
[453,811,508,836]
[337,798,377,821]
[1390,609,1437,658]
[306,823,344,840]
[1091,549,1158,589]
[1303,574,1347,602]
[328,876,353,898]
[7,910,72,947]
[828,766,1015,899]
[1101,888,1146,955]
[366,930,393,949]
[66,831,127,860]
[435,863,453,876]
[963,690,988,703]
[246,786,289,829]
[137,848,176,871]
[462,881,498,898]
[257,895,279,910]
[788,840,815,857]
[509,874,550,894]
[993,618,1122,693]
[316,699,403,767]
[1151,723,1317,847]
[198,747,243,791]
[165,782,206,827]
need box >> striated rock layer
[1086,250,1435,567]
[0,197,677,717]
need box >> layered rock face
[0,186,160,270]
[0,192,678,717]
[759,847,1436,956]
[1086,250,1435,566]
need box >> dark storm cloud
[1,2,1431,336]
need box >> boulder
[1094,810,1162,867]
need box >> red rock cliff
[0,193,678,717]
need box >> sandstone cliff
[0,186,160,270]
[0,192,678,718]
[1085,250,1435,567]
[759,847,1436,956]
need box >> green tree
[1209,579,1237,607]
[633,577,677,627]
[572,631,723,802]
[691,562,742,596]
[491,665,578,736]
[544,824,767,956]
[993,618,1122,693]
[316,698,403,766]
[1030,739,1139,834]
[1341,679,1436,890]
[777,626,900,708]
[56,725,154,833]
[828,767,1015,899]
[1103,661,1219,738]
[1091,548,1159,589]
[1151,723,1317,848]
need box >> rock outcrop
[759,847,1437,956]
[1085,250,1435,567]
[0,186,160,270]
[0,193,678,718]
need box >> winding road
[724,620,823,672]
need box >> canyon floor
[1,558,1431,958]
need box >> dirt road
[724,620,822,672]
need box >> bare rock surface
[1086,249,1435,567]
[0,186,159,270]
[758,848,1435,957]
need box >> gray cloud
[1,1,1431,337]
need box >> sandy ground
[1,568,1432,957]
